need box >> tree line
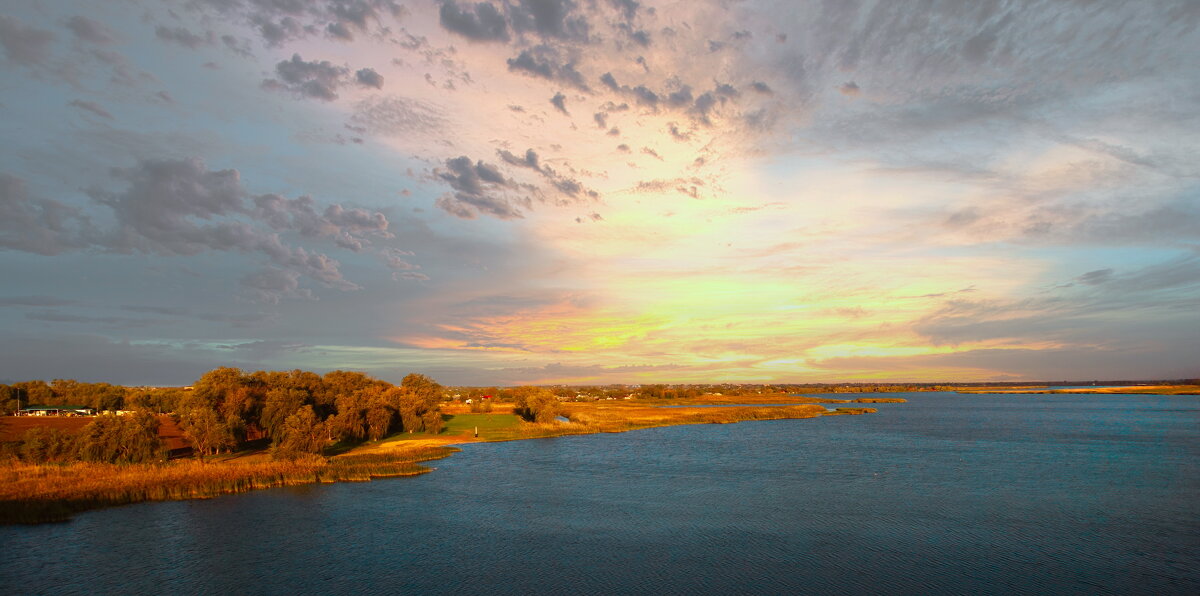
[3,368,446,463]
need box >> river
[2,391,1197,594]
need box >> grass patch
[442,413,521,440]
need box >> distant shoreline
[957,384,1199,396]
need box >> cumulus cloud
[507,0,590,42]
[596,71,740,125]
[4,158,395,302]
[264,53,350,101]
[435,155,526,219]
[253,193,391,251]
[172,0,403,48]
[241,267,314,304]
[439,0,509,42]
[0,173,92,256]
[550,91,569,114]
[439,0,597,43]
[506,45,588,90]
[355,67,384,89]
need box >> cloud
[264,53,350,101]
[596,71,741,125]
[26,310,157,328]
[550,91,569,114]
[350,95,446,136]
[508,0,590,42]
[64,15,116,45]
[67,99,113,119]
[5,157,395,302]
[496,148,599,202]
[0,14,55,65]
[439,1,510,42]
[172,0,403,48]
[154,26,214,49]
[241,267,314,304]
[253,193,391,251]
[1077,268,1113,286]
[0,173,92,255]
[838,81,860,96]
[216,339,314,361]
[435,155,527,219]
[506,45,588,90]
[355,67,384,89]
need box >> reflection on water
[2,392,1198,595]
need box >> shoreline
[1,402,877,524]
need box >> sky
[1,0,1198,386]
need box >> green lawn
[442,413,521,440]
[377,413,522,443]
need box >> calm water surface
[2,392,1198,594]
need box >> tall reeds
[0,445,456,524]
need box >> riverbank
[1,400,877,524]
[0,446,456,524]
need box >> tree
[19,426,78,463]
[391,374,444,434]
[261,388,309,441]
[366,404,395,440]
[515,388,562,423]
[0,385,16,415]
[77,412,165,463]
[179,407,236,458]
[273,406,326,459]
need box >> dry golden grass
[511,401,836,439]
[0,445,455,524]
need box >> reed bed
[0,445,456,524]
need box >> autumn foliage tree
[6,367,449,463]
[273,406,326,459]
[76,412,165,464]
[514,387,562,423]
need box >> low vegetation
[0,445,455,524]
